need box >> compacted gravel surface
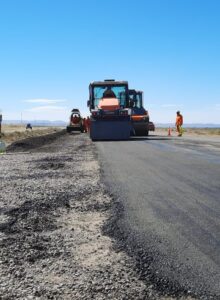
[0,132,196,300]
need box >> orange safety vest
[86,118,91,128]
[176,115,183,126]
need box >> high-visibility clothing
[176,115,183,126]
[85,118,91,132]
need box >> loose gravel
[0,132,149,300]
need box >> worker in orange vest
[176,111,183,136]
[82,118,87,133]
[86,116,91,133]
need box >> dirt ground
[0,124,65,146]
[154,127,220,137]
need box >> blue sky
[0,0,220,123]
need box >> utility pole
[0,111,2,137]
[0,110,6,153]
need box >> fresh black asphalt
[97,134,220,299]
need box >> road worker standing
[176,111,183,136]
[0,113,2,137]
[86,116,91,133]
[82,118,87,133]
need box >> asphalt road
[96,133,220,299]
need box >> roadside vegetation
[184,128,220,135]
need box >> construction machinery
[87,80,132,140]
[148,121,155,131]
[128,89,150,136]
[66,109,84,133]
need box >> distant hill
[3,120,67,126]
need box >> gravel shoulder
[0,132,149,299]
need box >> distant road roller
[66,109,84,133]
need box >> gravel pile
[0,132,151,299]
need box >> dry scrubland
[0,124,65,146]
[183,127,220,135]
[156,127,220,136]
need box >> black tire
[66,127,72,133]
[145,130,149,136]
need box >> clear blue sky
[0,0,220,123]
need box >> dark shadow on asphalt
[92,136,174,142]
[131,136,173,141]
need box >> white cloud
[23,99,67,104]
[25,106,67,112]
